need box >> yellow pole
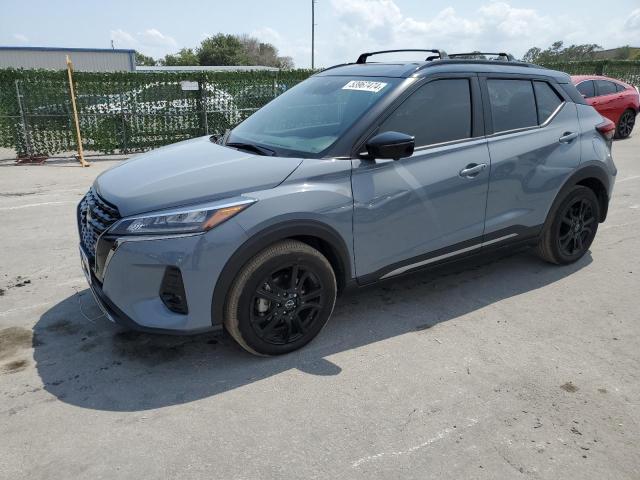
[66,55,89,167]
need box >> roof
[0,46,135,54]
[317,59,571,83]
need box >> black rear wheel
[536,186,600,264]
[615,109,636,139]
[224,240,337,355]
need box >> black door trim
[356,224,541,285]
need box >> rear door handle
[559,132,578,143]
[459,163,487,177]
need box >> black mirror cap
[366,131,415,160]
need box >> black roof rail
[448,52,516,62]
[356,49,448,64]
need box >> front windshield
[227,76,400,157]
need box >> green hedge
[0,68,313,156]
[539,60,640,86]
[1,60,639,157]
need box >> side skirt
[356,225,541,286]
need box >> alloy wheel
[618,111,635,138]
[557,198,596,257]
[250,264,325,345]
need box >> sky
[1,0,640,68]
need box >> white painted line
[352,418,479,468]
[0,200,75,211]
[0,301,53,317]
[617,175,640,183]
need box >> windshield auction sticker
[342,80,388,93]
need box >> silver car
[78,49,617,355]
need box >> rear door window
[576,80,595,98]
[595,80,617,96]
[487,79,537,133]
[533,81,563,124]
[379,78,472,147]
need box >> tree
[522,47,541,63]
[197,34,249,66]
[158,33,295,68]
[160,48,199,66]
[521,41,602,63]
[135,51,156,66]
[237,34,293,68]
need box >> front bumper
[78,218,248,334]
[81,253,199,334]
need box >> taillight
[596,118,616,141]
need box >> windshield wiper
[225,142,276,156]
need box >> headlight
[109,198,255,236]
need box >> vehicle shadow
[33,247,592,412]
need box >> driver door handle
[559,132,578,143]
[459,163,487,178]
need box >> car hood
[94,136,303,216]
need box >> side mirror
[366,131,415,160]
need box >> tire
[224,240,337,356]
[615,109,636,139]
[536,185,600,265]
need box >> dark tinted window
[596,80,617,96]
[534,81,563,124]
[379,79,471,147]
[615,83,627,92]
[487,79,537,132]
[576,80,595,98]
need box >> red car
[571,75,639,139]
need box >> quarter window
[378,78,472,147]
[487,79,537,133]
[595,80,617,96]
[576,80,595,98]
[615,83,627,93]
[534,81,563,124]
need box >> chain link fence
[1,60,639,158]
[0,69,313,157]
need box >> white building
[0,46,136,72]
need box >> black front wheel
[224,240,337,356]
[615,109,636,139]
[536,186,600,264]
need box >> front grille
[78,188,121,258]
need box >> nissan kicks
[78,49,617,355]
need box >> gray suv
[78,50,617,355]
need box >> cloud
[327,0,578,64]
[110,28,176,57]
[12,33,29,43]
[139,28,177,48]
[110,29,137,48]
[625,9,640,31]
[250,27,283,45]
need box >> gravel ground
[1,136,639,479]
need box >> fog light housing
[159,266,188,314]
